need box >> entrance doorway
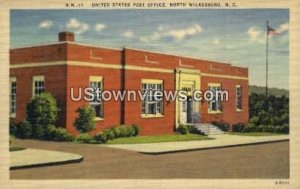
[180,96,193,124]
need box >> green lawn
[106,134,213,144]
[229,132,286,136]
[9,146,26,152]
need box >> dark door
[186,96,193,123]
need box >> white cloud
[165,24,202,41]
[247,27,264,44]
[39,20,53,29]
[95,23,106,32]
[213,38,220,45]
[139,24,203,43]
[277,22,289,33]
[122,30,134,38]
[66,18,89,34]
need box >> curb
[10,156,84,170]
[139,139,289,155]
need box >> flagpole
[265,21,269,111]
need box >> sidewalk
[105,134,289,154]
[10,148,83,169]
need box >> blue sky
[11,9,289,89]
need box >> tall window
[89,76,103,118]
[32,76,45,96]
[208,84,222,112]
[10,77,17,117]
[141,80,163,116]
[236,85,242,110]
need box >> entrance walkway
[105,134,289,154]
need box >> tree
[26,92,58,126]
[74,106,96,133]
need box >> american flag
[267,25,279,36]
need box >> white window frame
[208,83,222,114]
[141,79,164,118]
[32,75,45,97]
[236,85,242,111]
[10,77,17,118]
[89,76,103,120]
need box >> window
[10,77,17,117]
[141,80,163,116]
[208,84,222,113]
[236,85,242,110]
[89,76,103,118]
[32,76,45,96]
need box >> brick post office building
[10,32,249,135]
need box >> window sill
[94,117,104,121]
[141,114,164,119]
[208,110,222,114]
[236,109,243,112]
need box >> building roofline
[10,41,248,69]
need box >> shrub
[262,125,274,132]
[255,125,264,132]
[249,116,260,126]
[232,123,245,133]
[9,135,15,146]
[76,133,93,143]
[9,122,18,136]
[44,125,58,140]
[118,125,130,137]
[94,132,108,144]
[132,124,140,136]
[243,123,256,133]
[103,129,115,140]
[177,124,189,135]
[211,121,229,131]
[282,123,289,134]
[26,92,58,126]
[31,124,47,139]
[74,106,96,133]
[16,120,32,139]
[112,127,122,138]
[53,128,74,142]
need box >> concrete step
[193,123,224,135]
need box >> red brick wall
[10,66,67,126]
[123,70,175,135]
[200,76,249,128]
[66,66,123,135]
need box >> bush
[262,125,274,132]
[16,120,32,139]
[112,127,122,138]
[43,125,58,140]
[53,128,74,142]
[132,124,140,136]
[76,133,93,143]
[9,135,15,146]
[94,132,108,144]
[26,92,58,126]
[9,122,18,136]
[177,124,189,135]
[74,106,96,133]
[103,129,115,140]
[118,125,130,137]
[243,123,256,133]
[249,116,260,126]
[31,124,47,139]
[211,121,229,131]
[281,123,289,134]
[232,123,245,133]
